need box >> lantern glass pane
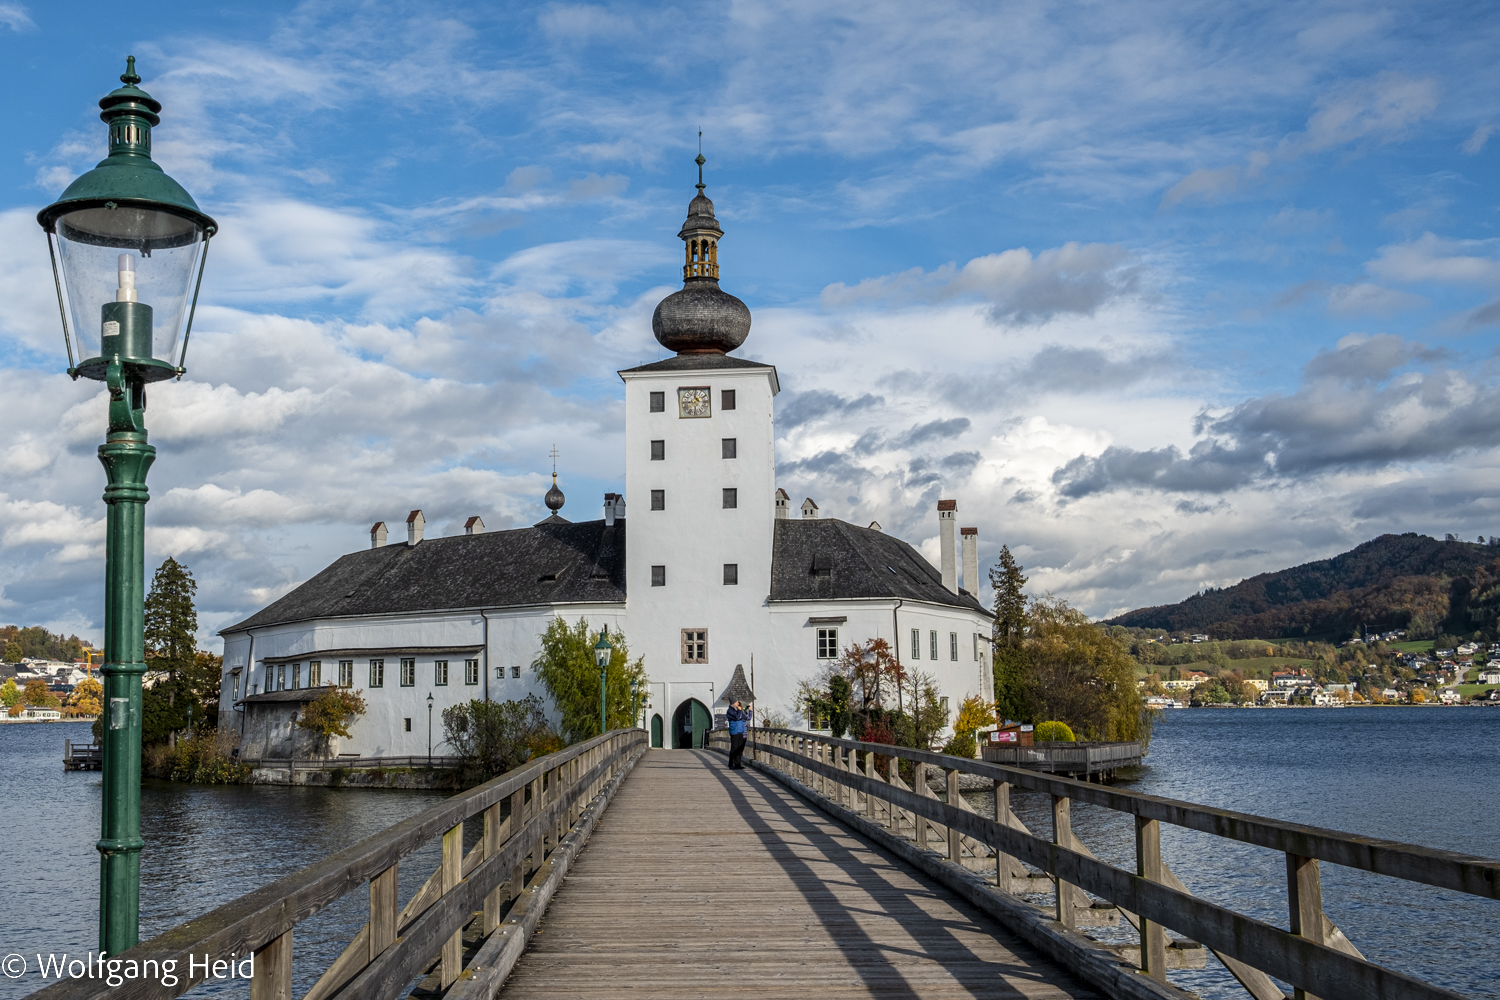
[55,207,205,366]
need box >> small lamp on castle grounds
[594,628,613,735]
[630,676,640,729]
[36,57,216,956]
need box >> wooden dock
[980,741,1140,780]
[63,738,102,771]
[500,750,1100,1000]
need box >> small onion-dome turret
[651,153,751,355]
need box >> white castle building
[217,162,993,760]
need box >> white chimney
[868,520,882,532]
[370,521,387,549]
[465,516,485,535]
[961,527,978,595]
[801,497,819,519]
[775,488,790,519]
[406,509,425,546]
[938,499,957,593]
[604,492,618,527]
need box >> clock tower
[619,157,779,746]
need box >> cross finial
[695,131,706,193]
[549,444,559,477]
[121,55,140,87]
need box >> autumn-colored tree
[0,678,19,707]
[295,685,368,754]
[23,678,59,708]
[66,677,103,717]
[1025,594,1153,746]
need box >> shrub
[1034,720,1076,742]
[444,695,562,783]
[941,732,977,758]
[145,727,249,784]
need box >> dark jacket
[726,705,750,735]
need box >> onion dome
[651,153,751,354]
[545,473,565,513]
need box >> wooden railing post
[483,800,507,934]
[994,780,1015,889]
[947,768,961,862]
[1135,816,1167,982]
[370,864,397,961]
[914,761,928,850]
[1052,794,1081,929]
[1287,854,1326,1000]
[250,928,291,1000]
[509,786,526,904]
[440,821,463,988]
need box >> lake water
[1,709,1496,1000]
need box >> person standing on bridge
[726,699,751,769]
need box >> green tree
[1026,595,1153,747]
[0,678,20,707]
[827,675,853,738]
[443,695,561,782]
[295,685,368,755]
[532,618,647,743]
[144,557,200,746]
[3,640,20,663]
[989,545,1031,722]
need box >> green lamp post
[629,676,640,730]
[593,628,613,735]
[37,57,216,955]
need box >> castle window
[512,665,521,679]
[309,661,322,686]
[277,665,286,691]
[950,633,958,661]
[340,661,354,687]
[651,439,665,460]
[723,563,738,585]
[651,490,665,510]
[682,629,708,663]
[400,658,415,687]
[291,663,301,690]
[650,391,665,412]
[930,631,938,660]
[465,659,479,685]
[721,389,736,410]
[817,628,839,659]
[404,718,412,732]
[911,629,921,660]
[435,660,449,686]
[369,659,385,687]
[652,565,666,587]
[722,438,736,459]
[723,488,737,508]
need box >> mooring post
[370,864,397,961]
[250,928,291,1000]
[1287,853,1326,1000]
[1052,794,1081,929]
[947,768,961,862]
[1135,816,1167,982]
[994,779,1015,889]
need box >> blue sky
[1,0,1498,647]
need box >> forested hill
[1107,533,1500,639]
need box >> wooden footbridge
[30,729,1499,1000]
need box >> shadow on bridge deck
[499,750,1102,999]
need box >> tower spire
[696,131,705,193]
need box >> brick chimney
[465,516,485,535]
[801,497,819,519]
[370,521,387,549]
[961,527,978,595]
[938,500,957,593]
[775,488,790,519]
[406,509,425,546]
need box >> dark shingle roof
[770,518,989,614]
[223,519,626,634]
[618,354,777,376]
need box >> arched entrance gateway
[671,699,712,749]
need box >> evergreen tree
[143,558,199,745]
[989,545,1032,721]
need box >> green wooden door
[691,700,712,749]
[651,713,663,748]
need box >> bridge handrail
[749,727,1499,899]
[734,727,1494,1000]
[28,728,647,1000]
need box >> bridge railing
[31,728,647,1000]
[722,727,1497,1000]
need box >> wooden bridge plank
[500,751,1102,1000]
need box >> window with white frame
[511,665,521,679]
[309,661,322,686]
[816,627,839,659]
[231,671,241,700]
[465,659,479,685]
[400,658,416,687]
[435,660,449,686]
[949,632,958,661]
[369,659,384,687]
[910,628,921,660]
[277,665,286,691]
[930,630,938,660]
[292,663,301,689]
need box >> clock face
[678,386,712,418]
